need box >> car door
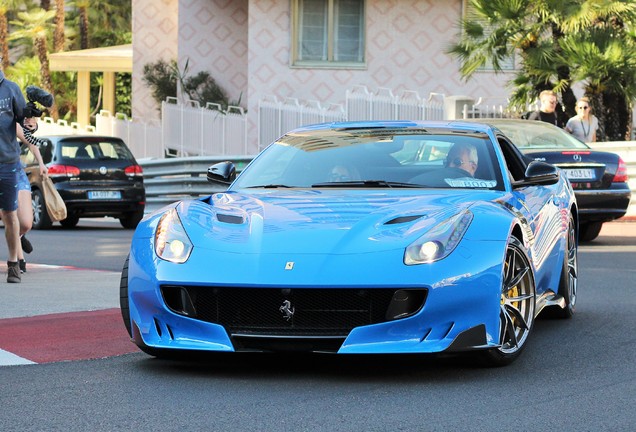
[497,135,565,290]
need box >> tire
[59,215,80,228]
[579,221,602,242]
[119,208,144,229]
[120,255,132,337]
[478,236,536,367]
[552,215,578,318]
[120,255,172,359]
[31,188,52,230]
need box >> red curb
[0,308,138,364]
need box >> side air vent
[385,215,423,225]
[216,213,245,224]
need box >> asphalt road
[22,217,133,272]
[0,220,634,431]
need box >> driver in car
[446,142,478,177]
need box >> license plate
[88,191,121,200]
[564,169,595,180]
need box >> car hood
[175,189,505,255]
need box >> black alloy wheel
[549,215,578,318]
[478,236,536,367]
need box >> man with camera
[0,70,38,283]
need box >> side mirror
[514,161,559,187]
[207,161,236,185]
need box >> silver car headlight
[404,209,473,265]
[155,208,193,263]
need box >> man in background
[527,90,565,128]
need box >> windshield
[487,120,590,150]
[232,127,505,191]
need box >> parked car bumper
[573,184,631,222]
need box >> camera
[23,85,54,118]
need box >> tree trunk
[79,7,88,49]
[602,91,629,141]
[0,13,8,71]
[53,0,65,52]
[34,35,59,120]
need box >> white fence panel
[130,119,163,159]
[224,106,247,155]
[300,100,327,126]
[162,98,184,155]
[181,101,204,156]
[200,103,226,156]
[280,98,302,134]
[325,103,347,123]
[346,85,372,120]
[395,91,421,120]
[258,96,282,150]
[37,118,95,136]
[424,93,445,120]
[372,88,397,120]
[160,98,249,157]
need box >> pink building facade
[132,0,514,147]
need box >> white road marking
[0,349,35,366]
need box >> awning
[48,44,132,126]
[49,44,132,73]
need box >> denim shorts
[17,166,30,192]
[0,161,21,211]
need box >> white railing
[95,111,164,159]
[345,85,445,122]
[161,98,248,157]
[258,96,346,152]
[461,98,538,119]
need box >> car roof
[39,135,126,141]
[290,120,495,134]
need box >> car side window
[497,136,527,181]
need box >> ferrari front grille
[161,286,427,337]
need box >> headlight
[155,208,193,263]
[404,209,473,265]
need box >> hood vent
[216,213,245,224]
[385,215,423,225]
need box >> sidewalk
[0,264,136,366]
[596,218,636,238]
[0,264,121,320]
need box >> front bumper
[125,238,505,355]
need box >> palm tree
[53,0,64,52]
[10,8,59,120]
[448,0,636,139]
[0,0,24,71]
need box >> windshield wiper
[311,180,421,188]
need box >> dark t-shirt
[527,110,564,128]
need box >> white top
[566,115,598,142]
